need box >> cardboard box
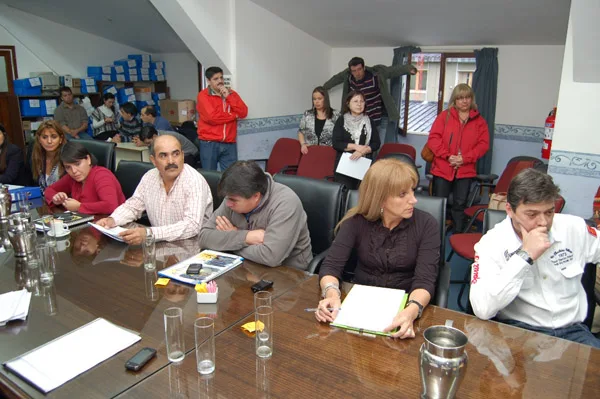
[22,120,31,130]
[159,99,196,124]
[72,78,82,87]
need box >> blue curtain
[472,48,498,175]
[388,46,421,143]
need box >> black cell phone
[125,347,157,371]
[186,263,203,275]
[251,279,274,293]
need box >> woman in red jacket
[427,84,489,232]
[44,142,126,215]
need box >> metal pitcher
[7,212,37,257]
[419,325,468,399]
[0,184,11,219]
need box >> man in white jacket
[470,168,600,347]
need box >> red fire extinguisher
[542,107,556,160]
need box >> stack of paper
[0,289,32,326]
[88,222,127,242]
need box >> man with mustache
[96,135,213,244]
[196,66,248,171]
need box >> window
[399,53,475,134]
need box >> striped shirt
[119,116,142,142]
[110,164,213,242]
[349,70,383,124]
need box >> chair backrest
[295,145,337,180]
[346,189,359,213]
[483,209,507,233]
[493,159,538,194]
[266,138,302,175]
[376,143,417,161]
[378,153,419,177]
[114,161,155,198]
[273,173,345,255]
[582,263,597,329]
[555,194,566,213]
[197,168,222,210]
[78,140,117,173]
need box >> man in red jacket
[197,66,248,170]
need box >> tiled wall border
[238,114,301,136]
[495,124,544,143]
[548,150,600,179]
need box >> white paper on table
[335,152,372,180]
[3,318,141,394]
[88,223,127,242]
[332,284,406,334]
[0,289,32,326]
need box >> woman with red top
[426,84,489,232]
[44,141,126,215]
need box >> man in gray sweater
[199,161,312,270]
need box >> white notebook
[335,152,372,180]
[3,318,140,393]
[332,284,407,336]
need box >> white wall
[0,4,144,78]
[234,0,331,118]
[155,52,199,100]
[330,45,565,128]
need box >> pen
[304,308,342,312]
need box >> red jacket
[44,166,126,215]
[427,108,489,181]
[196,88,248,143]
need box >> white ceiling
[2,0,571,51]
[251,0,571,47]
[1,0,188,53]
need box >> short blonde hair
[449,83,477,111]
[336,159,418,232]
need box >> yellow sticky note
[195,283,207,293]
[241,321,265,333]
[155,278,170,287]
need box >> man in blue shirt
[140,105,173,132]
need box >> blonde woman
[426,83,489,232]
[315,159,440,339]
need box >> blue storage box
[14,77,42,89]
[114,59,137,69]
[113,64,125,74]
[150,61,165,70]
[9,186,42,202]
[81,84,98,94]
[138,68,150,75]
[87,66,103,76]
[15,87,42,96]
[128,54,152,63]
[112,73,126,82]
[103,85,118,95]
[102,66,113,74]
[19,99,43,117]
[151,92,167,103]
[41,99,58,116]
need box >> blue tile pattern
[548,150,600,178]
[495,124,544,143]
[238,114,301,136]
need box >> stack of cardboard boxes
[87,54,166,83]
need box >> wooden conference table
[1,226,599,398]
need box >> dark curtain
[388,46,421,143]
[472,48,498,175]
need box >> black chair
[273,174,345,273]
[78,140,117,173]
[582,263,597,330]
[114,161,155,199]
[197,168,222,210]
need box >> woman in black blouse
[315,159,440,339]
[332,90,381,190]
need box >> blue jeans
[199,141,237,171]
[378,116,390,145]
[503,319,600,348]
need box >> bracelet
[321,282,341,299]
[301,143,307,146]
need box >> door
[0,46,25,149]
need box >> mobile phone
[186,263,203,275]
[125,347,157,371]
[251,279,274,293]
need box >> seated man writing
[96,135,213,244]
[199,161,312,270]
[470,168,600,348]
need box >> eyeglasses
[456,96,472,101]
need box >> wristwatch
[514,249,533,265]
[145,227,153,238]
[406,300,424,319]
[321,282,341,299]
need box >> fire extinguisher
[542,107,556,160]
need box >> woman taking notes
[297,86,340,152]
[332,90,380,190]
[30,120,67,190]
[426,84,489,232]
[44,141,125,214]
[315,159,440,338]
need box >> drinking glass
[254,291,272,310]
[35,243,55,283]
[144,268,159,302]
[255,305,273,358]
[194,317,215,375]
[41,215,56,247]
[41,280,59,316]
[143,231,156,270]
[18,192,30,213]
[164,307,185,362]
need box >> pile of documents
[0,289,32,326]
